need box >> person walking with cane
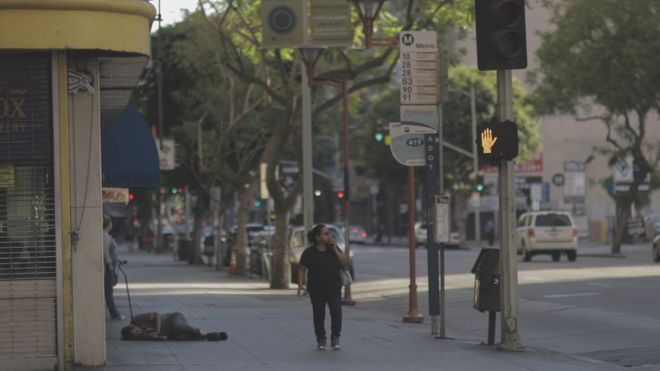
[297,224,348,351]
[103,215,125,320]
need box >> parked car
[289,224,354,281]
[516,211,578,262]
[644,213,660,241]
[653,234,660,262]
[336,224,368,244]
[413,222,461,248]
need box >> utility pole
[471,83,480,243]
[497,70,523,351]
[155,0,164,253]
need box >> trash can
[471,248,501,312]
[178,239,193,261]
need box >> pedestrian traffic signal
[476,119,518,161]
[475,0,527,71]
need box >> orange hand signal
[481,128,497,154]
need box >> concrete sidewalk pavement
[81,250,630,371]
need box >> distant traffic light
[475,0,527,71]
[374,131,384,142]
[254,198,262,207]
[129,192,135,200]
[170,187,177,194]
[476,118,519,161]
[336,191,345,200]
[475,176,485,192]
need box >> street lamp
[350,0,385,49]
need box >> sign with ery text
[433,195,450,243]
[156,139,176,170]
[0,55,52,163]
[389,122,437,166]
[102,187,129,204]
[310,0,352,47]
[399,31,438,105]
[400,105,438,130]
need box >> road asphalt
[79,240,660,371]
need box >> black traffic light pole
[475,0,526,351]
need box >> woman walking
[297,224,348,350]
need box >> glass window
[535,213,572,227]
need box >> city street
[85,240,660,370]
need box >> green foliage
[532,0,660,116]
[352,67,540,195]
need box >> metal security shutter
[0,54,57,364]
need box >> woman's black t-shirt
[299,245,342,290]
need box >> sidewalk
[76,248,635,371]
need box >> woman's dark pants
[104,267,121,318]
[309,287,342,341]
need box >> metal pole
[437,103,446,339]
[155,0,164,253]
[302,69,313,235]
[403,166,423,323]
[301,0,313,235]
[496,70,523,351]
[471,83,481,243]
[341,80,355,305]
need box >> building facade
[0,1,155,370]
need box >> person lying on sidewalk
[121,312,227,341]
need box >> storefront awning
[102,104,160,188]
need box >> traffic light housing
[476,119,519,161]
[475,0,527,71]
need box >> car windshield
[328,227,345,243]
[535,214,572,227]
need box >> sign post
[398,30,447,335]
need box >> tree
[137,13,271,269]
[531,0,660,253]
[192,0,481,288]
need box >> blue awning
[101,104,160,188]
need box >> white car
[414,222,461,248]
[336,224,368,244]
[516,211,578,262]
[288,224,354,280]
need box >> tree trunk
[215,211,225,270]
[188,192,207,265]
[234,178,258,276]
[270,203,290,289]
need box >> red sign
[482,153,543,174]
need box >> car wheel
[522,244,531,262]
[552,252,560,262]
[654,242,660,262]
[567,251,577,262]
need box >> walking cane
[116,261,134,320]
